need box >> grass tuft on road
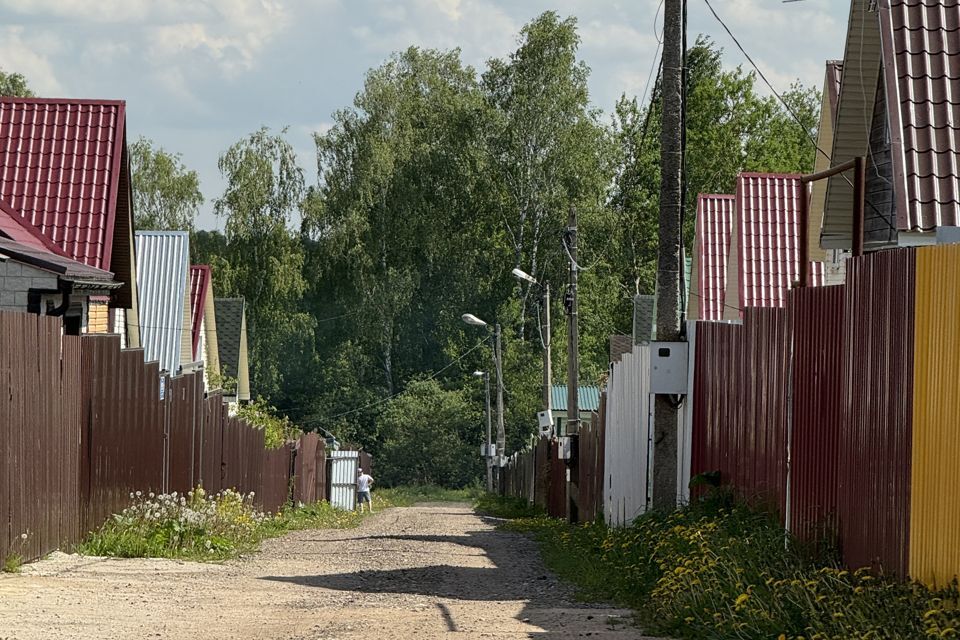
[482,491,960,639]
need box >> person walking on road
[357,468,374,513]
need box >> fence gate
[329,451,360,510]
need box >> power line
[701,0,829,164]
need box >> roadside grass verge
[376,484,484,506]
[78,485,418,562]
[482,492,960,639]
[474,493,544,519]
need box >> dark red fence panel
[578,395,606,523]
[200,393,224,494]
[789,285,845,543]
[293,433,326,505]
[533,438,550,509]
[547,441,567,519]
[221,416,264,500]
[59,335,83,551]
[839,250,916,576]
[260,445,292,513]
[692,308,791,519]
[165,373,203,494]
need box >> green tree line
[1,14,819,487]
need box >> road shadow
[261,526,645,637]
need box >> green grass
[482,491,960,639]
[376,484,484,506]
[2,553,22,573]
[474,493,544,519]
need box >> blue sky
[0,0,849,230]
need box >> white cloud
[0,26,64,94]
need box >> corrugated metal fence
[0,313,341,564]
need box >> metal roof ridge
[0,96,127,107]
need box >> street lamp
[463,312,505,490]
[473,370,493,492]
[512,268,552,421]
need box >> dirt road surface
[0,504,661,639]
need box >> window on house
[64,314,81,336]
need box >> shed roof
[551,384,601,413]
[135,231,190,374]
[691,194,735,320]
[0,98,127,270]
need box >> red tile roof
[189,265,211,361]
[736,173,824,310]
[694,194,735,321]
[0,98,126,271]
[0,197,72,254]
[881,1,960,232]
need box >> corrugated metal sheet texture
[691,194,735,321]
[260,445,293,514]
[0,313,82,563]
[547,441,567,519]
[881,1,960,231]
[692,308,791,519]
[135,231,190,375]
[550,384,600,413]
[165,373,203,494]
[788,285,846,543]
[910,244,960,586]
[221,414,264,498]
[329,451,359,510]
[604,346,652,526]
[293,433,327,506]
[0,98,126,270]
[839,248,915,576]
[578,395,606,523]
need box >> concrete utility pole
[543,283,552,414]
[494,323,505,490]
[565,205,580,522]
[483,371,493,493]
[653,0,684,511]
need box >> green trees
[129,137,204,232]
[0,70,33,97]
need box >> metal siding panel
[839,248,915,576]
[329,451,359,510]
[911,244,960,586]
[603,346,652,526]
[789,285,846,543]
[134,231,190,375]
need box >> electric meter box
[537,410,554,438]
[481,444,497,457]
[557,437,572,460]
[649,342,689,394]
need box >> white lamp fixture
[461,313,488,327]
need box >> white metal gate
[329,450,359,510]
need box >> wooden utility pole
[565,205,580,522]
[483,371,493,493]
[653,0,684,511]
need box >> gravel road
[0,503,660,639]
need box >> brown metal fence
[292,433,326,505]
[577,396,606,523]
[0,312,339,564]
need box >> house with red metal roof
[690,174,827,321]
[688,194,735,321]
[0,97,140,346]
[189,264,222,391]
[820,0,960,251]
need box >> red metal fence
[578,398,606,523]
[692,308,791,518]
[0,312,337,564]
